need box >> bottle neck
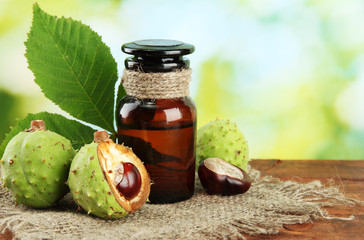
[121,68,192,99]
[125,56,190,73]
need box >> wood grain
[1,160,363,240]
[247,160,364,240]
[0,230,13,240]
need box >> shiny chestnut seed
[114,162,142,200]
[198,158,251,196]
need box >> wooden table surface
[1,160,363,240]
[248,160,364,240]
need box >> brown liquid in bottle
[117,96,196,203]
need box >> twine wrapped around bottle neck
[121,68,192,99]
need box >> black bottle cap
[122,39,195,72]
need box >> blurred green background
[1,0,363,159]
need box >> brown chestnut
[198,158,251,196]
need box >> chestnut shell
[198,158,251,196]
[96,132,151,213]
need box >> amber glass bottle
[116,39,196,204]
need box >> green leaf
[25,3,117,132]
[0,112,95,159]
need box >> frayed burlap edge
[0,167,362,240]
[121,68,192,99]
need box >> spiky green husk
[196,119,250,171]
[1,130,75,208]
[67,142,128,219]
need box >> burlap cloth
[0,167,361,240]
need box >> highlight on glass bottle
[116,39,196,204]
